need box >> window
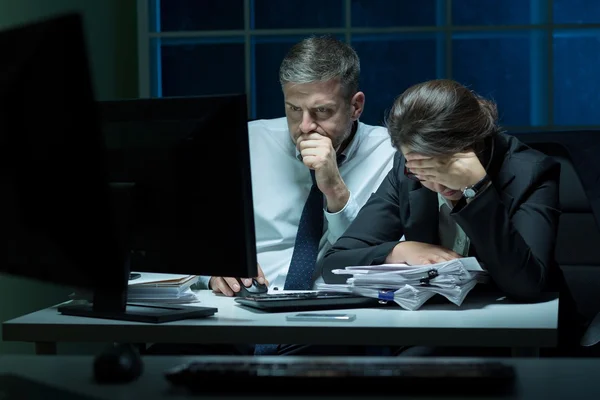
[352,34,441,126]
[452,31,542,126]
[138,0,600,129]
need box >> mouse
[235,277,268,297]
[93,343,143,384]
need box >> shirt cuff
[196,275,211,290]
[324,191,359,243]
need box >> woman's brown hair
[385,79,501,156]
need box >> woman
[322,79,561,302]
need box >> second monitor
[0,12,256,324]
[100,94,258,279]
[60,94,259,322]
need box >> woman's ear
[350,91,365,120]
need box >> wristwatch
[461,175,491,199]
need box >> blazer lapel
[407,185,440,245]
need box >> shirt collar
[438,192,453,210]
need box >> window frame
[137,0,600,131]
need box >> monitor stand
[58,265,217,323]
[58,299,217,323]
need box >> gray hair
[385,79,500,157]
[279,35,360,100]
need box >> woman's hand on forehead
[405,151,476,167]
[404,152,432,161]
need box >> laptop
[233,291,384,312]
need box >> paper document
[319,257,485,310]
[69,288,199,304]
[69,273,200,305]
[127,288,199,304]
[129,272,197,286]
[336,257,484,274]
[128,273,198,298]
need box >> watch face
[463,188,476,198]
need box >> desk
[0,355,598,399]
[2,291,558,356]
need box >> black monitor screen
[99,95,258,279]
[0,13,254,322]
[0,13,125,292]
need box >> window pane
[253,0,344,29]
[159,39,245,97]
[452,33,534,126]
[452,0,535,25]
[554,0,600,24]
[155,0,245,32]
[352,35,441,126]
[253,35,345,119]
[553,30,600,125]
[351,0,437,27]
[253,39,296,120]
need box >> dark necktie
[255,170,323,356]
[255,157,344,356]
[283,169,323,290]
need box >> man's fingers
[223,276,244,290]
[209,277,219,292]
[211,277,234,297]
[255,276,269,286]
[297,139,328,151]
[298,132,328,142]
[301,155,320,169]
[296,134,330,151]
[256,264,269,286]
[300,148,320,158]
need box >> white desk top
[0,355,597,399]
[2,290,559,348]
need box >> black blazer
[322,133,562,302]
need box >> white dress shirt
[198,117,395,290]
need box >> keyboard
[233,291,382,312]
[164,358,516,395]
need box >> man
[197,35,396,295]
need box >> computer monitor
[0,13,258,323]
[96,95,257,279]
[0,13,126,293]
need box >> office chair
[523,138,600,349]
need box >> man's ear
[350,91,365,121]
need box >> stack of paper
[316,257,487,311]
[69,273,200,304]
[127,273,199,304]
